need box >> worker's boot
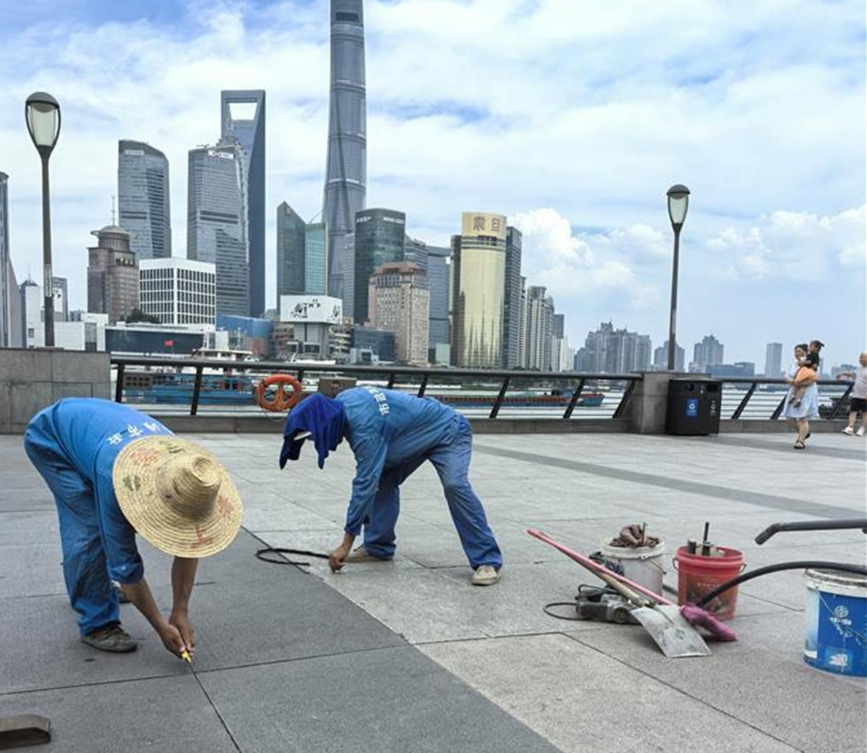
[471,565,501,586]
[81,624,138,653]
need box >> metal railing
[110,356,642,420]
[719,377,854,420]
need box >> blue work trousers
[24,418,119,637]
[362,417,502,569]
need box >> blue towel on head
[280,393,346,469]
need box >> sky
[0,0,864,369]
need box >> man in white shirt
[837,352,867,436]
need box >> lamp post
[25,92,62,348]
[666,183,690,371]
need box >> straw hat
[113,436,243,558]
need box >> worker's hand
[169,611,196,655]
[158,621,187,659]
[329,542,351,572]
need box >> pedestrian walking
[782,344,820,450]
[836,352,867,436]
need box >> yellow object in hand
[181,649,192,664]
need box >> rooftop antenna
[111,196,116,225]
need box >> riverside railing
[718,377,853,420]
[110,356,642,420]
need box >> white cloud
[707,205,865,280]
[511,208,660,310]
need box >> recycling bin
[666,379,721,435]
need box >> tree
[125,308,161,324]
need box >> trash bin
[666,379,721,435]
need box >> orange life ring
[256,374,303,412]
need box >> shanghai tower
[323,0,366,300]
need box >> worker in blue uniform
[24,398,243,655]
[280,386,502,585]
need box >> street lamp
[25,92,62,347]
[666,183,690,371]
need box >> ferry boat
[122,371,255,405]
[436,390,605,409]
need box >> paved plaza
[1,429,865,752]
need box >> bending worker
[279,386,503,586]
[24,398,243,655]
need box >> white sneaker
[471,565,501,586]
[345,546,386,563]
[842,426,855,435]
[858,427,865,437]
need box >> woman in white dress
[782,343,819,450]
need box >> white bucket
[600,538,666,596]
[803,569,867,676]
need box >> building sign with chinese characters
[280,295,343,324]
[461,212,507,241]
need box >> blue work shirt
[336,387,458,536]
[33,398,172,584]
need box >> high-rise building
[52,277,69,322]
[575,321,651,373]
[451,212,507,369]
[276,202,306,298]
[20,277,79,348]
[279,294,343,360]
[525,285,555,371]
[140,258,216,326]
[187,144,249,317]
[351,325,396,363]
[653,340,685,371]
[305,223,329,296]
[323,0,366,298]
[517,276,527,368]
[20,279,43,348]
[117,140,172,260]
[691,334,725,372]
[352,209,405,323]
[368,260,429,365]
[221,90,266,317]
[0,171,12,347]
[340,232,355,314]
[404,236,429,272]
[552,338,574,372]
[765,342,783,378]
[502,227,523,369]
[87,224,139,323]
[553,313,565,340]
[426,245,451,362]
[551,313,573,372]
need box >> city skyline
[0,0,863,367]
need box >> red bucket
[674,546,745,621]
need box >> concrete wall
[158,414,628,435]
[0,348,111,434]
[626,371,675,434]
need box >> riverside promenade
[1,429,864,753]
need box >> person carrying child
[788,340,823,407]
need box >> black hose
[755,519,867,545]
[696,561,867,608]
[255,547,331,567]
